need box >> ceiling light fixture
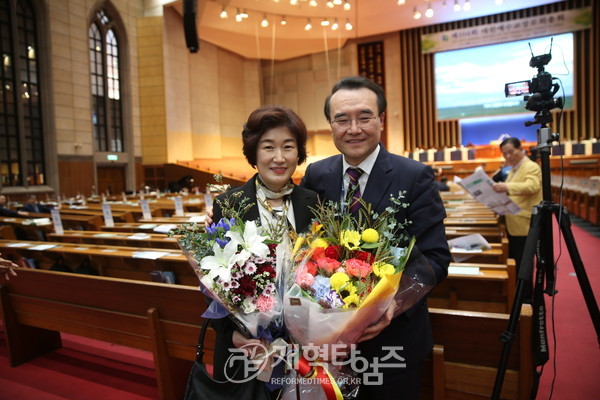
[495,0,504,4]
[331,18,339,30]
[321,19,330,26]
[326,1,334,7]
[453,0,461,12]
[345,18,352,30]
[343,0,351,11]
[333,0,343,5]
[463,0,471,11]
[425,4,434,18]
[309,0,318,7]
[290,0,298,5]
[413,7,422,19]
[261,15,269,27]
[305,19,312,30]
[235,8,243,22]
[397,0,406,4]
[281,16,287,25]
[219,6,228,19]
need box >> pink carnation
[345,258,372,278]
[256,294,276,312]
[296,272,315,289]
[316,257,341,275]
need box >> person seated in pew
[0,253,18,280]
[206,105,319,399]
[0,195,29,217]
[20,194,53,214]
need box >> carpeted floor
[535,219,600,400]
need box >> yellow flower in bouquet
[361,228,379,243]
[372,261,395,277]
[330,272,350,290]
[340,230,361,250]
[310,238,330,249]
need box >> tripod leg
[492,206,543,400]
[555,207,600,343]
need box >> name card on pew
[174,196,184,217]
[140,199,152,220]
[102,204,115,228]
[51,208,64,235]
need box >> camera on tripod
[504,38,563,128]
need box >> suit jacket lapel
[324,155,344,202]
[291,187,315,233]
[362,147,394,213]
[238,175,260,222]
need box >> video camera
[504,38,563,126]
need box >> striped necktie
[346,167,364,214]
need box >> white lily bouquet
[170,193,286,339]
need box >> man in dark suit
[0,194,28,217]
[301,76,450,399]
[20,194,53,214]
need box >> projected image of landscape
[434,33,574,120]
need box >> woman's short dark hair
[499,137,522,149]
[323,76,387,121]
[242,105,308,166]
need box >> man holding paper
[492,137,542,271]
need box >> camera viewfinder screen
[434,33,574,120]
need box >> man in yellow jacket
[492,137,542,271]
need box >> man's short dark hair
[242,105,308,167]
[500,137,522,149]
[323,76,387,121]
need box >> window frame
[89,7,124,153]
[0,0,50,191]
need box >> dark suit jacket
[0,205,20,218]
[210,174,319,380]
[20,203,52,214]
[301,146,450,369]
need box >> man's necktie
[346,167,364,214]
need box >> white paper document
[448,266,481,275]
[132,251,170,260]
[455,167,521,215]
[153,224,178,233]
[29,244,58,251]
[448,233,491,262]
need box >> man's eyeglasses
[330,116,377,130]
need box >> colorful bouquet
[171,193,286,338]
[283,194,419,347]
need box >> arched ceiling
[167,0,564,60]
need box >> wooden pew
[428,260,516,313]
[445,226,505,243]
[444,216,500,228]
[0,239,198,286]
[100,222,180,233]
[422,305,533,400]
[55,207,135,222]
[48,230,180,249]
[0,268,211,400]
[450,239,509,264]
[27,212,104,231]
[0,224,16,240]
